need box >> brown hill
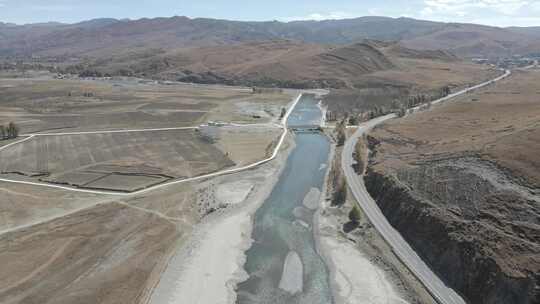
[75,40,395,88]
[1,16,540,59]
[384,44,457,61]
[365,69,540,304]
[400,23,536,58]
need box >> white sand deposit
[278,251,304,294]
[216,180,254,205]
[322,236,409,304]
[148,136,294,304]
[302,187,321,210]
[149,211,252,304]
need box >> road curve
[0,94,304,236]
[0,94,303,197]
[342,70,511,304]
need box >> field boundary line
[116,201,183,223]
[0,135,35,152]
[20,122,283,137]
[20,126,198,137]
[128,93,302,196]
[0,177,127,195]
[0,94,303,196]
[0,93,303,236]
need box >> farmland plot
[0,130,233,191]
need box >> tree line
[0,122,19,140]
[331,85,453,124]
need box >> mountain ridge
[1,15,539,59]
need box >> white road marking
[0,135,35,152]
[20,126,198,137]
[342,70,511,304]
[21,122,282,137]
[0,95,304,197]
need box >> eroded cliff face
[364,154,540,304]
[361,70,540,304]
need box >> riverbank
[147,134,295,304]
[316,143,435,304]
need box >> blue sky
[1,0,540,27]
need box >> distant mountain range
[1,16,539,59]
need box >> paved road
[0,94,304,236]
[342,70,511,304]
[20,126,198,137]
[0,94,303,197]
[20,122,282,137]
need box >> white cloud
[423,0,532,16]
[368,8,380,15]
[281,11,356,22]
[416,0,540,25]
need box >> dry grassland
[372,69,540,187]
[0,78,292,133]
[325,57,498,113]
[366,69,540,303]
[0,127,281,191]
[0,130,232,191]
[215,127,281,166]
[0,77,291,304]
[0,202,178,304]
[0,182,111,232]
[371,58,500,93]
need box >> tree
[7,122,18,139]
[441,86,451,97]
[331,175,347,206]
[280,107,287,119]
[349,206,361,224]
[326,110,337,122]
[353,139,365,174]
[337,129,346,146]
[396,107,407,117]
[348,115,359,126]
[336,120,346,146]
[0,125,5,140]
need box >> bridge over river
[236,94,334,303]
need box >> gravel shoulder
[316,144,435,304]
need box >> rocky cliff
[364,155,540,304]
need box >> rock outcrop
[364,162,540,304]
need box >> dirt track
[0,202,179,304]
[0,77,292,133]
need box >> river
[236,94,333,304]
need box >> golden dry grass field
[365,68,540,303]
[371,68,540,187]
[0,78,292,304]
[0,77,291,133]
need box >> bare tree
[353,139,366,174]
[7,122,18,139]
[349,205,361,224]
[279,107,286,120]
[332,174,347,206]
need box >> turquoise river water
[236,95,333,304]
